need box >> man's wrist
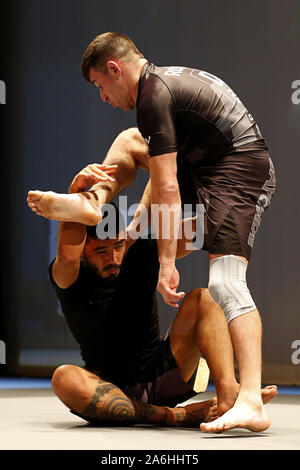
[159,257,176,267]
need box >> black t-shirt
[49,238,160,386]
[137,63,268,203]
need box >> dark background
[1,0,299,384]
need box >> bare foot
[200,397,270,433]
[172,398,218,427]
[261,385,277,404]
[27,190,101,225]
[218,384,277,417]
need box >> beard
[83,258,121,281]
[102,264,121,279]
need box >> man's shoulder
[138,64,175,104]
[127,236,157,255]
[144,63,187,78]
[124,236,158,268]
[142,63,194,86]
[121,236,159,284]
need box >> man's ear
[107,60,122,78]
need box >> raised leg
[27,128,149,224]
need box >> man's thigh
[196,150,275,261]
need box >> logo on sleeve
[164,66,185,77]
[144,136,151,145]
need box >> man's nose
[112,250,119,264]
[106,250,117,263]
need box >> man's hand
[157,261,185,308]
[69,164,118,193]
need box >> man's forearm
[151,185,182,263]
[56,176,88,263]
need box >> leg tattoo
[81,380,135,422]
[80,379,218,427]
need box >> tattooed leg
[130,397,218,427]
[79,379,218,426]
[81,379,136,422]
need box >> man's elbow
[57,246,82,265]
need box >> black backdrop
[1,0,300,384]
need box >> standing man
[28,32,276,432]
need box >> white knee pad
[208,255,256,323]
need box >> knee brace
[208,255,256,323]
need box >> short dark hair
[86,202,126,241]
[81,32,144,82]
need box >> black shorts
[193,150,276,260]
[122,335,198,407]
[70,336,198,424]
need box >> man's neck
[129,58,148,106]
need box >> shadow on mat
[65,410,206,429]
[201,431,270,439]
[51,421,205,431]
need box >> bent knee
[119,127,142,139]
[117,127,141,145]
[52,364,78,388]
[51,365,91,401]
[208,255,256,323]
[187,287,215,308]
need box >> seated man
[31,164,276,428]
